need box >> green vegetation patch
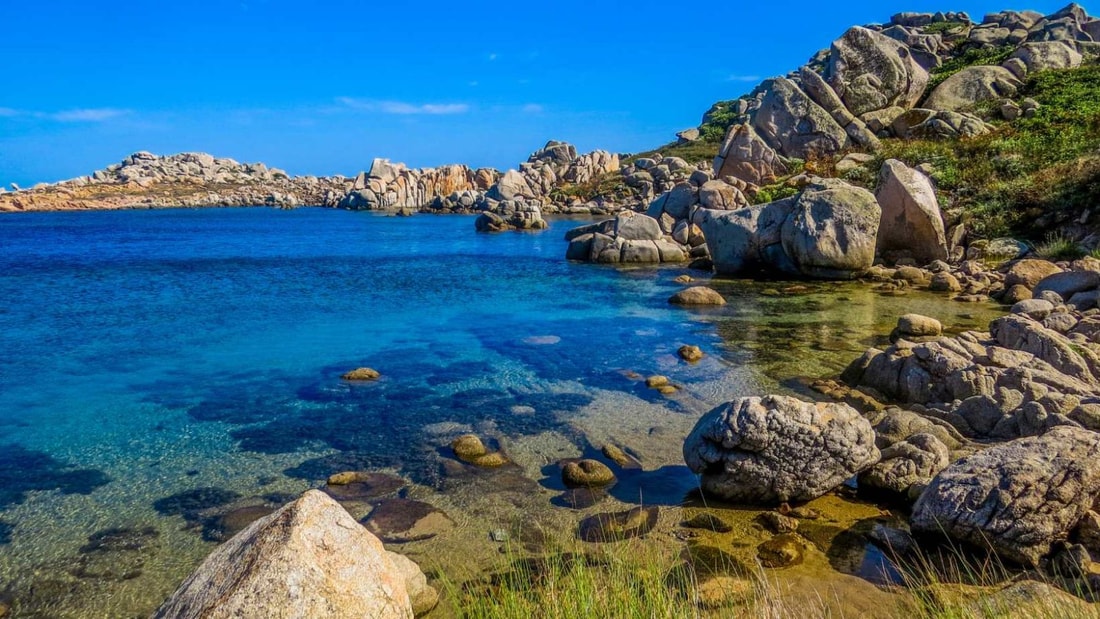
[882,63,1100,239]
[926,45,1016,91]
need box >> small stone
[341,367,380,381]
[669,287,727,306]
[929,272,962,293]
[601,444,640,469]
[561,459,616,488]
[578,506,659,542]
[1003,284,1033,304]
[682,513,733,533]
[757,534,804,568]
[490,529,509,543]
[451,435,508,467]
[678,345,705,363]
[897,314,943,337]
[645,376,670,388]
[658,385,679,395]
[674,275,694,284]
[760,512,799,534]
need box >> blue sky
[0,0,1076,186]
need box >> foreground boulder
[683,395,879,504]
[154,490,413,618]
[911,426,1100,567]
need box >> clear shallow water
[0,208,1004,617]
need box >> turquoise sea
[0,208,1003,617]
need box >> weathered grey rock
[827,26,930,116]
[487,169,535,201]
[1010,41,1083,73]
[753,78,850,159]
[385,552,438,617]
[615,212,662,241]
[860,433,950,496]
[696,199,797,276]
[683,395,880,504]
[698,180,747,211]
[713,123,789,185]
[911,426,1100,566]
[1011,299,1056,320]
[780,180,881,279]
[153,490,413,618]
[923,66,1022,111]
[1034,271,1100,300]
[875,160,948,263]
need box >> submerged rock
[153,490,413,619]
[561,459,616,488]
[451,434,509,467]
[669,287,726,306]
[341,367,380,381]
[682,513,733,533]
[386,551,439,617]
[578,506,659,542]
[683,395,879,504]
[678,345,705,362]
[362,499,455,544]
[911,426,1100,567]
[757,534,805,568]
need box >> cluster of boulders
[0,151,350,211]
[618,154,699,204]
[337,158,498,212]
[707,5,1097,192]
[844,260,1100,441]
[564,211,690,264]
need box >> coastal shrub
[699,100,744,143]
[1035,232,1086,261]
[922,21,966,35]
[752,183,800,205]
[881,63,1100,239]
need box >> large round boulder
[923,66,1022,111]
[911,426,1100,567]
[683,395,880,504]
[781,180,881,279]
[752,78,850,159]
[827,26,930,116]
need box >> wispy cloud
[51,108,130,122]
[336,97,470,115]
[726,74,762,83]
[0,107,132,122]
[488,53,498,61]
[521,103,544,114]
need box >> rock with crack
[683,395,879,504]
[911,426,1100,567]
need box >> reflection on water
[0,208,1003,617]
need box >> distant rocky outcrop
[0,151,348,212]
[154,490,415,619]
[338,157,498,212]
[565,211,689,264]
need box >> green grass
[441,536,1099,619]
[880,62,1100,239]
[925,45,1016,92]
[1035,233,1087,261]
[923,21,967,35]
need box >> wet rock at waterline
[578,506,659,542]
[683,395,879,504]
[323,472,406,502]
[154,490,414,619]
[678,345,705,362]
[341,367,380,381]
[682,513,734,533]
[451,434,509,467]
[386,551,439,617]
[561,459,616,488]
[669,287,726,306]
[362,498,455,544]
[757,534,806,568]
[602,444,641,469]
[696,178,879,280]
[859,433,950,498]
[911,426,1100,567]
